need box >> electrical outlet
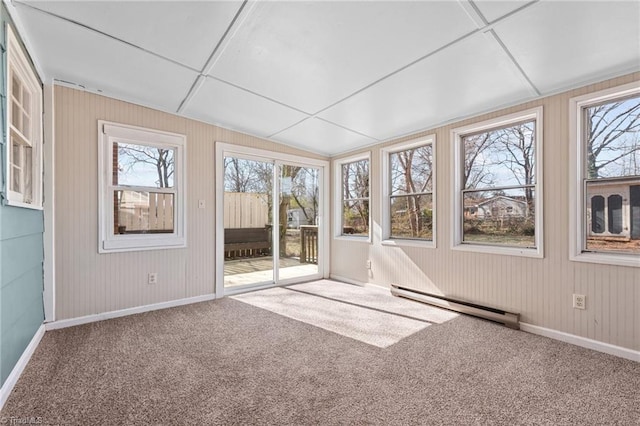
[573,294,586,310]
[366,260,372,269]
[148,272,158,285]
[198,200,205,209]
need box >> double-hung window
[5,25,43,209]
[98,121,186,253]
[334,153,370,239]
[381,136,435,246]
[452,107,543,257]
[570,83,640,267]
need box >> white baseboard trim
[520,322,639,362]
[46,293,217,331]
[328,274,390,292]
[0,324,46,411]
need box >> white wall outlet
[148,272,158,285]
[366,260,372,269]
[198,199,205,209]
[573,294,586,310]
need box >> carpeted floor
[2,280,639,425]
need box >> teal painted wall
[0,5,45,386]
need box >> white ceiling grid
[13,0,640,156]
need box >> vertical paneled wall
[331,72,640,352]
[54,86,326,320]
[0,6,44,386]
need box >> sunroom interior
[0,0,639,423]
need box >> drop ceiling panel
[15,4,198,112]
[493,0,640,93]
[182,77,309,138]
[209,1,478,114]
[472,0,535,23]
[272,118,377,156]
[21,0,243,70]
[318,32,535,141]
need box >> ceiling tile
[493,0,640,93]
[318,32,535,141]
[472,0,535,23]
[21,0,243,70]
[209,1,477,114]
[271,118,377,156]
[15,4,198,112]
[182,77,308,138]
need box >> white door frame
[215,142,330,297]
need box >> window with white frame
[5,25,43,209]
[334,153,370,239]
[453,107,543,257]
[570,83,640,266]
[98,121,186,253]
[381,136,435,244]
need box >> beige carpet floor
[2,281,639,425]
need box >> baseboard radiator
[390,285,520,330]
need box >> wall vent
[391,285,520,330]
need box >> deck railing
[300,225,318,264]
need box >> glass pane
[343,199,369,236]
[22,87,30,112]
[390,144,433,195]
[607,194,623,234]
[114,190,174,234]
[115,142,175,188]
[342,159,369,199]
[279,165,320,280]
[463,187,535,247]
[11,100,21,131]
[11,139,21,193]
[463,120,536,190]
[590,195,605,234]
[586,182,640,254]
[22,112,30,139]
[23,146,32,203]
[390,194,433,240]
[585,95,640,179]
[223,157,274,288]
[12,74,20,103]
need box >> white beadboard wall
[331,72,640,352]
[54,85,326,320]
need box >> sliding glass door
[217,144,327,295]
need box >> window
[570,82,640,267]
[334,153,370,240]
[381,136,435,246]
[5,25,43,209]
[98,121,186,253]
[452,107,543,257]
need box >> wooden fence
[224,192,269,228]
[300,225,318,264]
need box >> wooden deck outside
[224,256,318,287]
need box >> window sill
[5,198,43,210]
[100,236,186,253]
[333,235,371,244]
[381,239,435,249]
[452,243,543,259]
[570,252,640,268]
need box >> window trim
[451,106,544,258]
[97,121,186,253]
[5,24,43,209]
[380,135,436,248]
[569,82,640,268]
[333,151,371,242]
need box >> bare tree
[586,99,640,179]
[463,133,494,189]
[391,145,432,237]
[118,144,174,188]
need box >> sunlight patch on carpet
[231,281,458,348]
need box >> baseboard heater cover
[391,285,520,330]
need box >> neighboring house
[287,208,314,228]
[586,180,640,240]
[464,196,529,220]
